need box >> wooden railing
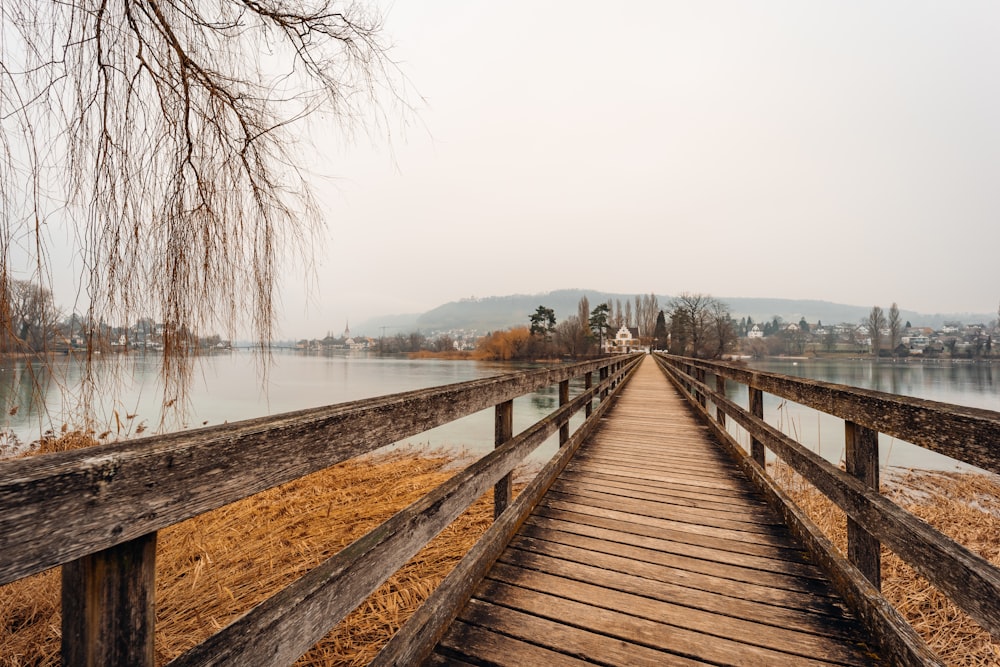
[0,353,643,666]
[653,353,1000,667]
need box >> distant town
[292,294,999,361]
[5,281,996,361]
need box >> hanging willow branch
[0,0,399,409]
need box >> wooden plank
[486,562,874,666]
[433,620,597,667]
[532,504,807,561]
[546,483,785,530]
[512,525,830,596]
[507,536,853,618]
[537,496,797,550]
[473,579,860,666]
[552,477,777,520]
[558,468,769,505]
[495,548,862,640]
[454,599,709,667]
[521,514,826,580]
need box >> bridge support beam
[494,400,514,518]
[715,375,727,428]
[61,532,157,667]
[559,380,570,446]
[749,387,765,467]
[846,421,881,590]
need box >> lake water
[1,352,997,472]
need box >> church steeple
[343,320,351,339]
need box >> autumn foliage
[474,326,533,360]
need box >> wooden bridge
[2,353,999,665]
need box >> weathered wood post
[715,375,727,428]
[696,368,707,408]
[494,400,514,518]
[845,420,881,589]
[61,533,157,667]
[584,371,593,418]
[599,366,609,400]
[749,387,765,467]
[559,379,570,446]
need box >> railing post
[494,400,514,518]
[559,379,570,446]
[715,375,726,427]
[599,366,609,399]
[845,420,881,590]
[696,368,707,407]
[584,371,593,418]
[749,387,765,467]
[61,532,157,667]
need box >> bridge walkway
[425,356,884,666]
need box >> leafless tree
[866,306,886,361]
[668,292,725,358]
[554,316,587,357]
[8,280,60,352]
[1,0,400,404]
[638,293,659,343]
[708,300,737,358]
[887,302,902,358]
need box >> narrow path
[426,356,884,666]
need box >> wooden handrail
[0,353,643,666]
[653,353,1000,665]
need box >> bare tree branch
[1,0,402,411]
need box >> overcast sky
[280,1,1000,337]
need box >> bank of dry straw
[1,436,495,666]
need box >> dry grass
[1,439,495,666]
[769,461,1000,666]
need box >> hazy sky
[282,1,1000,336]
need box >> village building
[604,325,641,353]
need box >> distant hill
[354,289,994,336]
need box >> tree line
[473,293,738,361]
[0,279,225,354]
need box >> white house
[604,325,641,353]
[747,324,763,339]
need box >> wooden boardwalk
[427,357,884,666]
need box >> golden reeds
[1,442,494,666]
[770,461,1000,666]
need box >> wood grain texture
[430,357,884,666]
